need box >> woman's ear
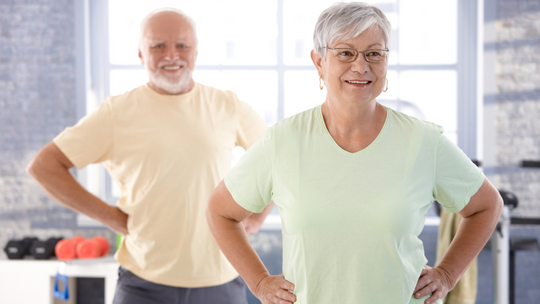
[311,50,324,78]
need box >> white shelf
[0,256,119,304]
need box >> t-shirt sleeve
[53,99,114,169]
[433,131,485,213]
[234,97,268,150]
[224,128,273,213]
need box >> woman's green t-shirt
[225,106,484,304]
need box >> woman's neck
[321,98,386,153]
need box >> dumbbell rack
[493,160,540,304]
[0,256,118,304]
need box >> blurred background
[0,0,539,303]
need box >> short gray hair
[313,2,392,58]
[139,7,198,49]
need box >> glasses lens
[332,48,357,62]
[365,50,386,62]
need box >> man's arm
[27,142,128,235]
[413,177,503,304]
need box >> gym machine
[493,160,540,304]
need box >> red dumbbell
[76,237,110,259]
[92,236,110,257]
[54,236,89,260]
[76,239,99,259]
[55,236,110,260]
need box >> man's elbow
[26,153,40,179]
[27,148,52,181]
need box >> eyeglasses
[324,47,389,63]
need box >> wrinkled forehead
[330,24,385,48]
[142,12,196,42]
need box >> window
[76,0,480,227]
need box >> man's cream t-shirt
[53,83,267,287]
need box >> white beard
[147,61,193,94]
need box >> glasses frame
[324,47,390,63]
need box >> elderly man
[27,7,271,304]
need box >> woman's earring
[319,77,324,90]
[383,78,388,92]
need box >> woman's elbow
[205,199,217,228]
[493,190,504,218]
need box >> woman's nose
[350,53,370,74]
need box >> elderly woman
[206,2,502,304]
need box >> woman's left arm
[413,177,503,304]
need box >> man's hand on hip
[105,206,129,235]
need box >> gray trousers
[113,267,248,304]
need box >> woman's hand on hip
[413,265,454,304]
[254,274,296,304]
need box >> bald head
[139,8,198,49]
[138,8,198,95]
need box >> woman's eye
[367,51,382,57]
[339,51,354,56]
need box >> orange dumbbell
[76,237,110,259]
[76,239,100,259]
[54,235,85,261]
[92,236,110,257]
[55,236,110,260]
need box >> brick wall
[0,0,115,257]
[475,1,540,303]
[495,0,540,217]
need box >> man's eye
[152,44,164,49]
[178,44,189,49]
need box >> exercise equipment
[53,262,70,301]
[3,237,38,259]
[493,160,540,304]
[55,239,78,261]
[520,160,540,168]
[77,237,110,259]
[76,239,101,259]
[92,236,110,257]
[30,237,63,260]
[55,236,110,260]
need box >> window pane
[398,70,457,133]
[283,0,333,66]
[110,69,148,96]
[284,70,326,117]
[193,70,278,124]
[399,0,457,65]
[283,0,398,66]
[109,0,277,66]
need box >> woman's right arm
[206,181,296,304]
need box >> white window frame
[74,0,483,228]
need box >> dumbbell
[55,236,86,260]
[30,237,63,260]
[55,236,110,260]
[3,237,38,259]
[78,236,110,259]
